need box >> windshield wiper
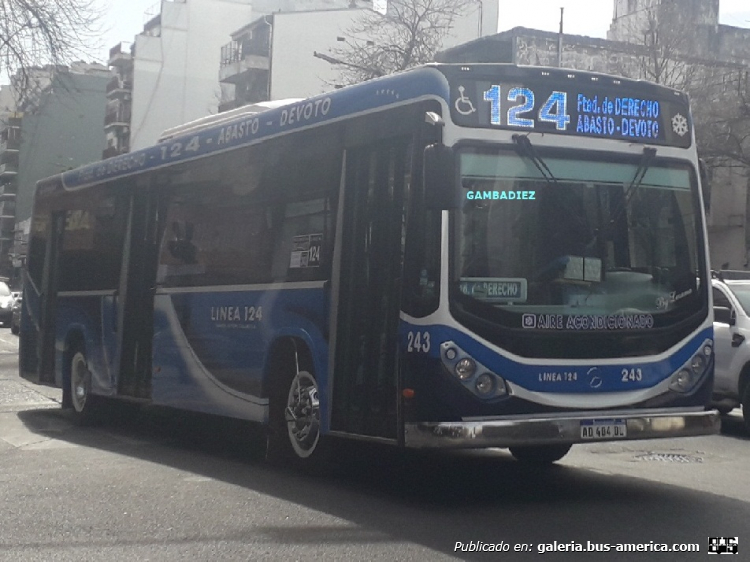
[609,146,657,229]
[512,134,559,186]
[513,134,592,234]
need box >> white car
[0,282,13,327]
[712,273,750,430]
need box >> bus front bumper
[403,408,720,449]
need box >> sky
[86,0,750,66]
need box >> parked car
[10,294,21,335]
[0,282,13,327]
[712,272,750,430]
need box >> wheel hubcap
[284,372,320,458]
[71,353,90,413]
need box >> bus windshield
[454,148,703,329]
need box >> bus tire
[509,444,572,464]
[267,368,322,469]
[65,350,101,425]
[715,405,733,416]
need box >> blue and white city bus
[19,63,719,466]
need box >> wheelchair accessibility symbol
[454,85,476,115]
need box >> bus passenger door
[114,185,159,399]
[20,212,64,385]
[330,139,412,439]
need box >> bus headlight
[669,369,694,392]
[668,341,712,393]
[475,373,494,395]
[440,341,510,400]
[455,358,477,380]
[690,354,705,374]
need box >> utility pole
[558,7,564,68]
[475,0,483,38]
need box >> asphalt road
[0,330,748,561]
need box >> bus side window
[157,189,273,287]
[270,196,334,283]
[58,191,128,292]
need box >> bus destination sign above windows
[449,80,692,148]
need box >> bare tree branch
[607,1,750,169]
[0,0,103,106]
[325,0,477,86]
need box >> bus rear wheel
[66,350,100,424]
[509,444,572,464]
[268,369,322,467]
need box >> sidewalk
[0,333,61,411]
[0,335,69,451]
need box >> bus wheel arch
[265,337,322,465]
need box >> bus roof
[157,98,304,142]
[36,63,691,197]
[37,64,452,196]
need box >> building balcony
[0,139,20,153]
[220,58,270,85]
[0,201,15,216]
[104,109,131,128]
[0,177,16,192]
[106,77,133,97]
[0,163,18,178]
[219,39,270,84]
[0,216,15,234]
[221,38,270,66]
[143,14,161,36]
[0,127,21,152]
[108,42,133,67]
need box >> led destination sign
[449,77,692,148]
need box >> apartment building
[219,0,498,108]
[0,64,110,282]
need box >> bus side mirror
[699,158,711,212]
[424,143,457,210]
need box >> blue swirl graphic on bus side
[149,287,330,426]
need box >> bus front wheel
[509,444,572,464]
[268,369,322,467]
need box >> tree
[327,0,478,85]
[608,0,697,90]
[692,68,750,169]
[606,0,750,184]
[0,0,101,104]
